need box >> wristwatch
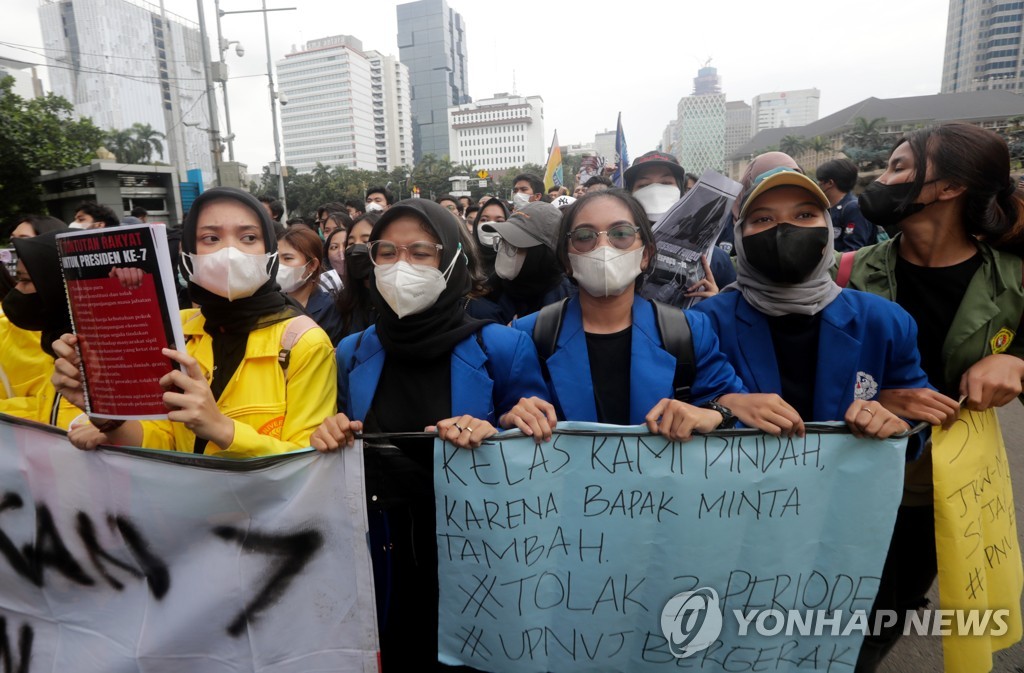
[701,399,738,429]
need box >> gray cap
[491,201,563,250]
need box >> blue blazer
[336,323,549,424]
[693,289,930,421]
[512,295,747,424]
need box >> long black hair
[897,122,1024,254]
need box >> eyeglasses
[367,240,443,266]
[567,224,641,253]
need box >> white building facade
[38,0,212,181]
[751,88,821,132]
[674,66,726,174]
[277,35,379,174]
[448,93,545,171]
[365,50,413,172]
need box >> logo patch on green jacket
[991,327,1015,355]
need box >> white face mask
[276,260,312,293]
[374,244,461,318]
[633,183,681,219]
[478,222,500,248]
[569,246,644,297]
[68,221,91,230]
[182,247,277,301]
[365,202,385,213]
[494,244,527,280]
[512,192,531,210]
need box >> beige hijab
[730,152,804,220]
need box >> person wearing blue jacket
[693,166,930,438]
[511,188,747,440]
[309,198,551,672]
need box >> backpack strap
[650,300,696,402]
[531,298,570,361]
[836,250,857,288]
[278,315,319,374]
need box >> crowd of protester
[0,121,1022,671]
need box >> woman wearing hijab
[51,187,337,456]
[310,198,550,671]
[469,201,576,324]
[0,230,81,428]
[692,166,930,438]
[511,189,746,439]
[469,196,509,278]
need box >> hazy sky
[3,0,949,173]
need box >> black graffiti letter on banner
[0,618,32,673]
[214,526,324,637]
[0,493,92,587]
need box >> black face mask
[857,181,931,229]
[743,223,828,284]
[345,244,372,281]
[2,289,49,332]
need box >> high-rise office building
[365,50,414,171]
[725,100,753,158]
[277,35,377,174]
[675,65,726,174]
[751,89,820,132]
[38,0,211,181]
[942,0,1024,92]
[397,0,469,163]
[0,57,43,99]
[448,93,545,171]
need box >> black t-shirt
[895,252,982,396]
[766,312,822,421]
[586,327,632,425]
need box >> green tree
[105,128,139,163]
[779,135,807,157]
[0,76,104,225]
[842,117,890,170]
[808,136,831,165]
[130,122,165,163]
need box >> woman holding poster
[52,187,337,457]
[838,123,1024,671]
[310,198,551,670]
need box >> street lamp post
[213,0,241,162]
[219,1,295,217]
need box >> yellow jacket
[0,310,80,429]
[140,309,337,457]
[0,310,52,401]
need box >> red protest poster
[57,225,185,419]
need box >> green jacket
[835,235,1024,395]
[834,236,1024,504]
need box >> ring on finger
[860,406,875,416]
[464,426,474,434]
[453,422,464,432]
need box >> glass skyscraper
[396,0,469,163]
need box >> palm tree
[845,117,887,151]
[808,136,831,166]
[105,128,139,163]
[130,123,165,163]
[779,135,807,157]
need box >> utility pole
[220,2,295,217]
[196,0,223,183]
[213,0,236,162]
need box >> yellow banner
[932,408,1023,673]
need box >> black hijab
[369,198,489,360]
[472,197,509,273]
[180,188,302,446]
[180,187,301,336]
[11,229,72,357]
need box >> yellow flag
[932,408,1023,672]
[543,131,562,191]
